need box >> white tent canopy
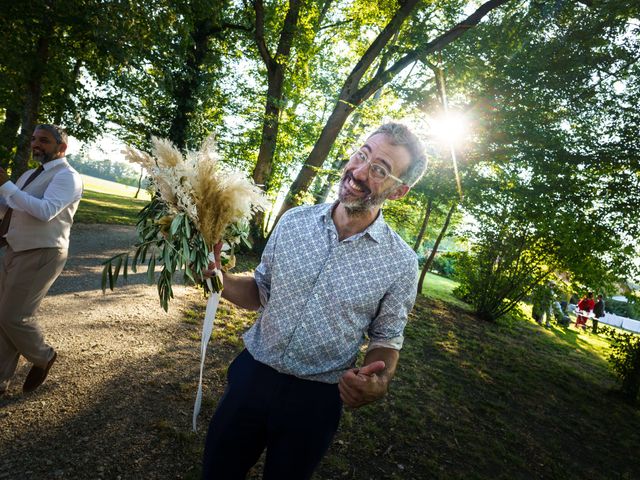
[599,312,640,333]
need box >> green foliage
[529,282,554,322]
[452,0,640,284]
[418,251,457,278]
[101,196,211,311]
[68,154,143,188]
[0,0,166,159]
[602,326,640,403]
[452,211,557,322]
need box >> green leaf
[184,217,191,237]
[163,243,172,270]
[182,236,191,264]
[101,263,109,292]
[113,255,123,285]
[123,254,129,281]
[147,255,156,284]
[108,263,114,290]
[184,267,195,283]
[170,213,183,236]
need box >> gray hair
[369,122,427,187]
[34,124,68,145]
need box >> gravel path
[0,224,235,480]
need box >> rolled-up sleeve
[254,215,284,308]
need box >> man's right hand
[0,168,9,186]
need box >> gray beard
[338,176,392,216]
[33,151,56,164]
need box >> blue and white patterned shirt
[243,202,418,383]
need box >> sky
[67,133,127,164]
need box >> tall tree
[0,0,167,176]
[449,0,640,319]
[273,0,510,226]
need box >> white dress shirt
[0,157,83,222]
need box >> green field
[81,174,151,200]
[73,184,640,479]
[185,262,639,480]
[75,175,149,224]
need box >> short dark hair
[34,124,68,145]
[369,122,427,187]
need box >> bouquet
[101,135,268,310]
[101,135,268,430]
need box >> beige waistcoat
[6,163,81,252]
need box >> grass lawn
[73,189,639,479]
[75,175,148,225]
[192,262,640,479]
[81,174,151,200]
[420,271,471,311]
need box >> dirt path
[0,224,235,480]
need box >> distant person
[531,283,554,328]
[576,292,595,330]
[554,301,571,327]
[592,294,605,333]
[201,123,427,479]
[0,124,83,396]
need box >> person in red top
[576,292,595,329]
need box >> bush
[602,326,640,403]
[605,298,640,320]
[430,253,457,278]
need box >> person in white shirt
[0,124,83,395]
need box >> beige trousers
[0,246,67,389]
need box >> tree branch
[253,0,274,72]
[353,0,511,104]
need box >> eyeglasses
[350,150,405,184]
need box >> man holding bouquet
[0,124,83,396]
[203,123,426,479]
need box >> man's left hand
[0,168,9,185]
[338,360,389,408]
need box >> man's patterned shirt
[243,202,418,383]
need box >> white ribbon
[192,252,221,432]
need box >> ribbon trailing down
[192,253,221,432]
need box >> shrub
[602,326,640,403]
[430,253,457,278]
[605,298,640,321]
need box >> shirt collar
[320,202,387,243]
[41,156,68,171]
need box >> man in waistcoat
[0,124,83,395]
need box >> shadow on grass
[317,296,640,480]
[0,297,244,480]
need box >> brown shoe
[23,351,57,393]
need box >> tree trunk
[274,101,354,224]
[313,157,347,204]
[134,165,144,199]
[13,34,51,180]
[417,202,456,294]
[413,197,433,252]
[168,18,215,150]
[249,0,302,247]
[274,0,507,226]
[0,108,21,170]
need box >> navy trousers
[202,350,343,480]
